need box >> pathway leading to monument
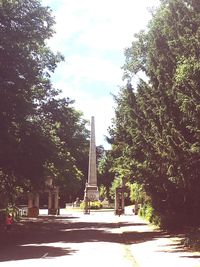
[0,209,199,267]
[0,209,137,267]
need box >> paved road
[0,209,138,267]
[0,208,199,267]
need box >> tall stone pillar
[28,193,33,209]
[48,186,59,215]
[27,192,39,217]
[84,116,99,201]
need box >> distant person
[5,214,13,231]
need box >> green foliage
[90,201,103,209]
[99,184,107,200]
[41,98,89,199]
[109,0,200,228]
[109,177,121,200]
[0,0,60,196]
[80,201,102,210]
[183,228,200,251]
[0,0,89,204]
[129,182,148,204]
[175,57,200,85]
[98,150,115,200]
[139,203,154,223]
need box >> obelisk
[84,116,99,201]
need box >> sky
[42,0,160,148]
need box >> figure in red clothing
[5,214,13,231]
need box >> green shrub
[183,228,200,251]
[158,211,190,230]
[139,203,160,225]
[80,201,102,210]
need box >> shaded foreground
[0,209,199,267]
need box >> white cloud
[53,54,123,86]
[77,95,115,149]
[55,80,115,148]
[46,0,160,52]
[42,0,160,148]
[76,0,158,51]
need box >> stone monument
[48,186,59,215]
[84,116,99,201]
[27,192,39,217]
[45,177,59,215]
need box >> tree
[0,0,89,205]
[41,97,89,202]
[110,0,200,228]
[98,149,115,200]
[0,0,62,200]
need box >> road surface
[0,209,138,267]
[0,208,199,267]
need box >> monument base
[28,207,39,218]
[84,185,99,201]
[48,208,59,215]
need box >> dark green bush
[80,201,102,210]
[182,228,200,251]
[139,203,154,222]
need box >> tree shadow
[154,233,200,258]
[121,230,167,244]
[119,222,149,227]
[0,245,77,261]
[0,214,188,262]
[180,255,200,259]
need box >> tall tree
[0,0,89,205]
[41,97,89,201]
[0,0,62,200]
[98,149,115,200]
[110,0,200,227]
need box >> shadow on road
[180,255,200,259]
[0,245,77,261]
[0,213,192,262]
